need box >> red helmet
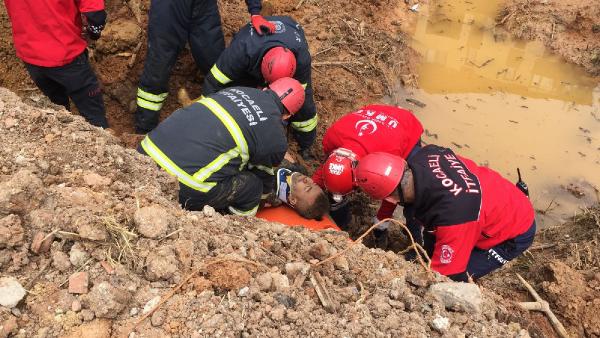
[323,148,358,200]
[261,46,297,83]
[355,152,406,200]
[268,77,305,115]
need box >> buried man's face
[288,172,323,210]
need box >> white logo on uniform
[440,245,454,264]
[354,119,377,137]
[271,21,286,33]
[328,163,345,175]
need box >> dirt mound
[480,206,600,337]
[498,0,600,75]
[0,90,532,337]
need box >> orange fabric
[256,205,341,232]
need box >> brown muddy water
[392,0,600,227]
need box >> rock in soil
[0,214,24,249]
[134,205,171,239]
[0,277,26,308]
[429,282,482,314]
[61,319,112,338]
[84,282,131,319]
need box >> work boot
[373,228,389,250]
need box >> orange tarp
[256,205,341,232]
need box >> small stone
[30,232,54,254]
[134,205,170,239]
[145,246,179,281]
[0,214,24,249]
[406,271,430,288]
[80,309,95,322]
[71,299,82,312]
[100,261,115,275]
[83,172,111,187]
[130,307,139,316]
[69,243,90,267]
[431,314,450,333]
[238,286,250,297]
[52,251,72,272]
[151,310,166,327]
[85,282,131,319]
[256,273,273,292]
[271,273,290,292]
[0,277,26,308]
[78,223,108,241]
[308,241,331,260]
[143,296,161,314]
[0,316,18,337]
[202,205,216,217]
[10,308,21,316]
[334,256,349,271]
[269,307,285,321]
[429,282,482,313]
[284,262,310,280]
[68,272,89,294]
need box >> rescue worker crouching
[353,147,536,282]
[138,77,326,218]
[202,16,318,159]
[312,104,423,249]
[134,0,275,134]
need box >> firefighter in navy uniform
[354,147,536,281]
[139,77,305,216]
[135,0,275,134]
[202,16,318,157]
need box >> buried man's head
[287,173,330,220]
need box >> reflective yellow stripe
[194,95,206,103]
[301,83,308,89]
[210,65,232,85]
[228,205,259,216]
[140,136,215,192]
[291,115,318,132]
[193,148,239,182]
[137,88,167,103]
[137,97,163,111]
[248,164,275,175]
[199,98,249,170]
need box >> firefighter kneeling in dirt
[138,77,328,218]
[353,146,536,281]
[202,16,318,159]
[313,104,423,248]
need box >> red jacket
[313,104,423,217]
[408,145,535,276]
[4,0,104,67]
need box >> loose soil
[498,0,600,76]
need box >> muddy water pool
[393,0,600,227]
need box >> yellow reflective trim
[291,115,318,132]
[248,164,275,175]
[301,83,308,89]
[193,148,239,182]
[210,65,232,85]
[137,88,167,102]
[140,136,215,192]
[199,98,249,170]
[194,95,206,103]
[137,97,163,111]
[228,204,259,216]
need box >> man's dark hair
[297,190,331,221]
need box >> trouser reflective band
[198,98,249,170]
[291,115,318,132]
[137,88,167,111]
[210,65,232,85]
[228,205,259,216]
[248,163,275,175]
[140,136,216,192]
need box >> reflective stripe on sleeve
[140,136,215,192]
[199,98,249,170]
[137,88,168,102]
[210,65,233,85]
[193,148,240,182]
[248,164,275,175]
[301,83,308,89]
[228,204,259,216]
[291,115,318,132]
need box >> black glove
[84,10,107,40]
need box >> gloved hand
[84,10,107,40]
[251,15,276,35]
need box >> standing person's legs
[189,0,225,73]
[24,63,70,111]
[135,0,190,133]
[178,171,263,215]
[466,221,537,280]
[48,52,108,128]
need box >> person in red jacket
[4,0,109,128]
[312,104,423,248]
[354,147,536,281]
